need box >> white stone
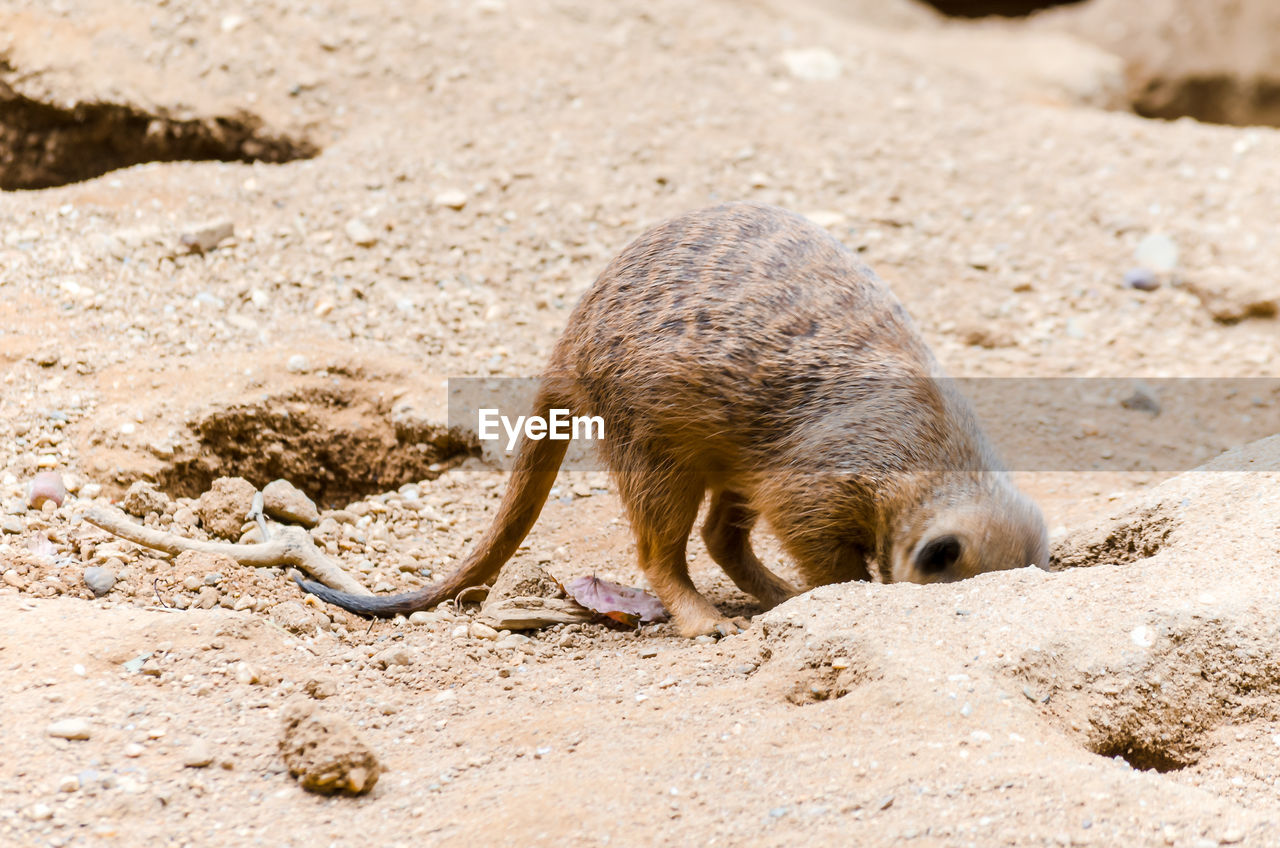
[183,740,214,768]
[1134,233,1178,273]
[433,190,469,210]
[345,218,378,247]
[46,718,92,740]
[780,48,842,82]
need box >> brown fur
[296,202,1049,637]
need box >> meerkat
[296,201,1049,637]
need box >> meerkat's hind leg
[701,489,798,610]
[616,469,746,638]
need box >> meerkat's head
[889,483,1049,584]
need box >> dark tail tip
[291,570,329,598]
[292,570,434,619]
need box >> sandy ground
[2,0,1280,845]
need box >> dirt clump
[1184,269,1280,325]
[279,699,382,796]
[196,476,257,540]
[268,600,329,636]
[487,556,565,603]
[121,480,170,518]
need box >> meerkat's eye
[915,535,962,575]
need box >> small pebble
[123,743,145,758]
[1120,383,1161,415]
[433,189,469,210]
[262,479,320,527]
[26,803,53,822]
[469,621,499,640]
[27,471,67,508]
[372,646,414,668]
[83,566,116,597]
[179,220,234,254]
[1134,233,1178,273]
[496,634,532,651]
[779,47,842,81]
[344,218,378,247]
[47,718,92,740]
[183,740,214,768]
[304,678,338,699]
[57,775,80,792]
[235,663,262,685]
[1124,267,1160,291]
[286,355,310,374]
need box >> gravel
[82,565,116,596]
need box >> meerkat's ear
[915,534,962,576]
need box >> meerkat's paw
[677,615,750,639]
[715,616,751,638]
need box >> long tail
[295,384,573,617]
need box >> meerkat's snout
[893,492,1049,585]
[893,529,975,584]
[912,533,965,580]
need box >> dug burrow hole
[0,78,317,190]
[766,643,874,706]
[923,2,1280,127]
[133,387,478,508]
[785,666,860,706]
[1050,505,1174,571]
[919,0,1086,17]
[1130,74,1280,129]
[1089,734,1191,774]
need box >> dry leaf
[564,575,668,626]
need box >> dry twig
[82,507,371,596]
